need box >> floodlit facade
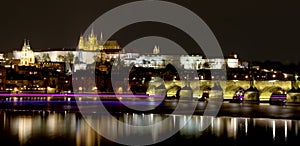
[12,29,241,71]
[13,39,35,66]
[78,28,120,51]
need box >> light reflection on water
[0,110,300,146]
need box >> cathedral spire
[153,45,160,54]
[90,25,95,37]
[100,32,103,41]
[22,38,27,51]
[78,34,85,50]
[27,40,30,49]
[23,38,27,46]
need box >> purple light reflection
[0,93,164,98]
[2,100,162,105]
[270,95,287,99]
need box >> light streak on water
[245,118,248,135]
[285,120,287,141]
[273,120,276,140]
[233,117,237,140]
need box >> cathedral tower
[20,39,35,66]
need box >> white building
[13,39,35,66]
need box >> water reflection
[0,110,300,145]
[0,111,100,146]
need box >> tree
[65,52,74,63]
[35,55,41,63]
[56,55,65,62]
[42,53,51,62]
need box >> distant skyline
[0,0,299,64]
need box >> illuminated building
[13,39,35,66]
[78,28,120,51]
[12,29,241,72]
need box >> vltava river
[0,109,300,146]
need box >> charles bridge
[146,79,300,102]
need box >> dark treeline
[249,60,300,74]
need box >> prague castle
[13,29,123,66]
[11,28,241,72]
[77,28,120,51]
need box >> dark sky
[0,0,299,64]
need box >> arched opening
[260,86,283,101]
[230,87,245,103]
[146,85,156,95]
[225,85,243,100]
[269,87,287,105]
[166,85,181,99]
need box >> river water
[0,108,300,146]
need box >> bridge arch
[225,85,244,99]
[259,86,284,101]
[146,85,156,95]
[166,84,181,98]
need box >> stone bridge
[146,80,300,102]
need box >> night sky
[0,0,299,64]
